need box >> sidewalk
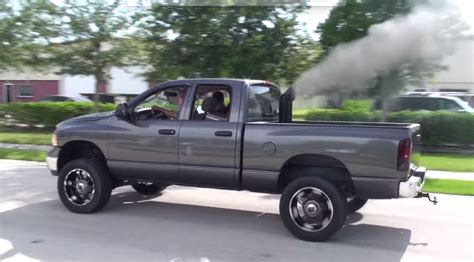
[0,142,51,151]
[426,170,474,181]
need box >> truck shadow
[0,191,415,262]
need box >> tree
[33,0,139,104]
[0,0,56,70]
[0,0,18,70]
[318,0,415,57]
[140,4,316,86]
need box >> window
[414,88,427,92]
[437,98,462,111]
[400,97,432,110]
[133,86,188,120]
[47,96,68,102]
[17,84,33,97]
[247,84,281,122]
[190,85,231,121]
[439,89,468,93]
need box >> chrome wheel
[289,187,333,232]
[63,168,95,206]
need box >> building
[426,36,474,93]
[0,70,61,103]
[0,66,149,103]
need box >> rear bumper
[399,166,426,198]
[46,147,60,176]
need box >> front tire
[279,177,347,242]
[58,159,112,214]
[132,182,167,195]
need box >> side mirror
[115,103,129,120]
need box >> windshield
[451,97,474,113]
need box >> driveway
[0,160,472,262]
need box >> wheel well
[278,154,355,195]
[58,141,106,172]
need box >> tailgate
[410,124,422,167]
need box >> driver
[211,91,229,118]
[151,88,187,119]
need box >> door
[2,83,13,103]
[107,85,190,182]
[178,84,241,188]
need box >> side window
[133,86,188,120]
[438,98,462,111]
[190,85,231,121]
[247,85,281,122]
[412,98,429,110]
[400,97,429,111]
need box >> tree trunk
[377,71,399,122]
[93,76,100,112]
[92,41,102,112]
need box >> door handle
[215,131,233,137]
[158,129,176,135]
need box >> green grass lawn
[420,153,474,172]
[0,148,46,162]
[293,108,313,120]
[424,178,474,196]
[0,131,51,145]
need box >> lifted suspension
[417,192,438,205]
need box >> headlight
[51,132,58,146]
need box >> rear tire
[347,197,368,213]
[279,177,347,242]
[57,159,112,214]
[132,182,167,195]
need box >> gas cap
[263,142,276,155]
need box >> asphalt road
[0,160,472,262]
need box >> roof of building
[0,69,61,81]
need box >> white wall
[431,37,474,92]
[61,66,149,96]
[61,75,95,97]
[109,66,149,94]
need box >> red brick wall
[0,80,59,103]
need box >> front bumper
[46,147,60,176]
[399,166,426,198]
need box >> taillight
[397,138,411,171]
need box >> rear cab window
[247,83,281,122]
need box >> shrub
[387,111,474,146]
[305,109,474,147]
[0,102,116,128]
[305,109,377,122]
[340,99,373,111]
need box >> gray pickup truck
[46,78,433,241]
